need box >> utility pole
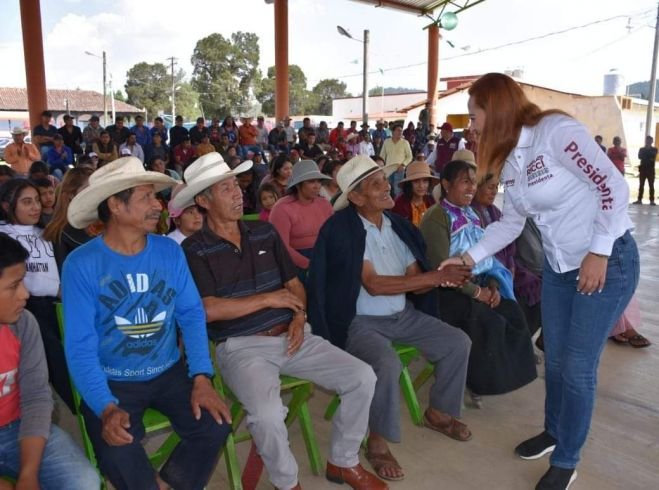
[167,56,177,121]
[362,29,370,126]
[102,51,107,125]
[646,2,659,137]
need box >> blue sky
[1,0,657,99]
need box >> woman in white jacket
[0,179,74,413]
[446,73,639,490]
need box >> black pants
[638,165,655,202]
[26,296,75,413]
[81,360,231,490]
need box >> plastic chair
[324,343,426,426]
[55,303,242,490]
[241,213,260,221]
[209,341,323,489]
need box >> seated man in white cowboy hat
[177,152,385,490]
[62,156,232,490]
[3,127,41,177]
[307,154,473,482]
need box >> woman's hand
[474,287,492,305]
[487,285,501,308]
[577,253,608,295]
[440,253,475,270]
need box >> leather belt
[254,323,289,337]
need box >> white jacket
[468,114,632,273]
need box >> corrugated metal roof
[0,87,143,114]
[351,0,486,16]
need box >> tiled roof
[0,87,143,114]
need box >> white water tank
[603,69,625,96]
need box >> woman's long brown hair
[42,167,94,242]
[469,73,569,180]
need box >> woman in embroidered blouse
[391,161,437,227]
[419,159,536,401]
[472,172,543,335]
[442,73,638,489]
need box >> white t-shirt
[166,228,187,245]
[0,223,60,296]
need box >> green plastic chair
[55,304,242,490]
[241,213,260,221]
[324,343,426,426]
[209,342,323,481]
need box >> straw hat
[333,154,398,211]
[452,149,476,166]
[68,156,178,229]
[10,127,27,135]
[287,160,331,190]
[398,161,440,187]
[171,152,252,210]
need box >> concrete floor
[59,180,659,490]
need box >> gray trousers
[216,327,376,490]
[345,303,471,443]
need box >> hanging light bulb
[440,12,458,31]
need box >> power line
[306,8,656,84]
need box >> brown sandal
[423,410,472,441]
[364,449,405,481]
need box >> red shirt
[0,325,21,427]
[607,146,627,174]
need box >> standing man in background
[634,135,657,205]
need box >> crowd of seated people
[0,99,647,490]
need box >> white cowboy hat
[68,156,178,229]
[452,149,476,166]
[172,152,252,210]
[333,154,398,211]
[10,127,27,135]
[287,160,331,190]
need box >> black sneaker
[515,431,556,460]
[632,200,642,205]
[536,466,577,490]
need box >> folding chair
[55,303,242,490]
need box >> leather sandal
[364,449,405,482]
[423,409,472,441]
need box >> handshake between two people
[432,254,474,288]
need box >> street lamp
[337,25,370,126]
[85,50,107,125]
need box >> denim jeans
[0,420,100,489]
[541,231,639,469]
[80,360,231,490]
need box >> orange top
[238,124,258,146]
[3,142,41,175]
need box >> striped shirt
[183,221,297,341]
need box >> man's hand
[286,314,306,357]
[266,289,304,312]
[101,404,133,446]
[434,264,472,287]
[191,376,232,425]
[440,253,475,269]
[577,253,608,295]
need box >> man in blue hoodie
[62,156,231,490]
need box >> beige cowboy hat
[68,156,178,229]
[452,149,476,166]
[397,161,440,187]
[287,160,331,190]
[171,152,252,210]
[333,154,398,211]
[10,127,27,135]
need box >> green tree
[175,82,201,121]
[114,90,126,102]
[255,64,310,117]
[310,79,350,114]
[124,62,171,118]
[191,32,260,118]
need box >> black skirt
[437,289,537,395]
